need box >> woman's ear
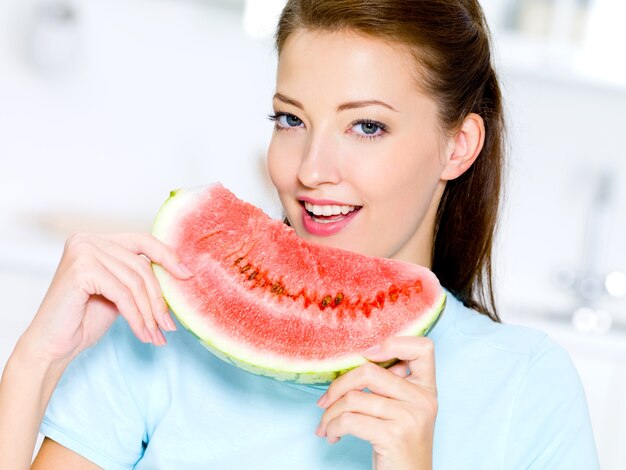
[441,113,485,181]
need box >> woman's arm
[32,438,99,469]
[0,340,72,470]
[0,345,99,468]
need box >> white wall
[0,0,280,244]
[498,69,626,316]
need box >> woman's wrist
[14,321,82,372]
[11,334,71,383]
[1,333,73,432]
[0,337,72,470]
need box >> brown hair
[275,0,504,322]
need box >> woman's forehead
[275,29,429,111]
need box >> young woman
[0,1,599,469]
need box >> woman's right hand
[19,232,193,365]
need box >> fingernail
[156,329,167,346]
[317,393,328,408]
[363,344,381,356]
[178,263,194,278]
[163,312,177,331]
[143,327,153,344]
[148,329,160,345]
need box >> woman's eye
[283,114,303,127]
[268,112,303,129]
[351,120,387,139]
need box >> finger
[317,390,397,437]
[104,233,193,279]
[137,254,177,332]
[388,360,410,378]
[138,254,177,332]
[80,259,150,344]
[363,336,436,390]
[319,362,412,408]
[91,245,166,346]
[92,237,176,333]
[323,412,387,445]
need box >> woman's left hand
[316,336,438,470]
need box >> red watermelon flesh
[152,183,445,384]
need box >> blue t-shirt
[41,291,599,469]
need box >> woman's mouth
[300,200,362,236]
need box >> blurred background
[1,0,625,467]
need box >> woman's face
[267,29,452,267]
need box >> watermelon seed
[230,258,409,317]
[271,283,284,295]
[320,295,333,308]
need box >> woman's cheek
[268,136,298,189]
[267,143,286,190]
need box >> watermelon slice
[152,184,445,384]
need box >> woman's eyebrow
[273,93,398,112]
[337,100,398,112]
[273,93,304,109]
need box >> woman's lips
[300,202,361,236]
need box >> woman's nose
[297,134,342,188]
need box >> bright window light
[577,0,626,85]
[606,271,626,298]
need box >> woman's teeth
[303,201,357,216]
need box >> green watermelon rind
[151,185,447,384]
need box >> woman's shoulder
[435,292,588,422]
[433,298,599,468]
[433,292,577,384]
[440,292,554,356]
